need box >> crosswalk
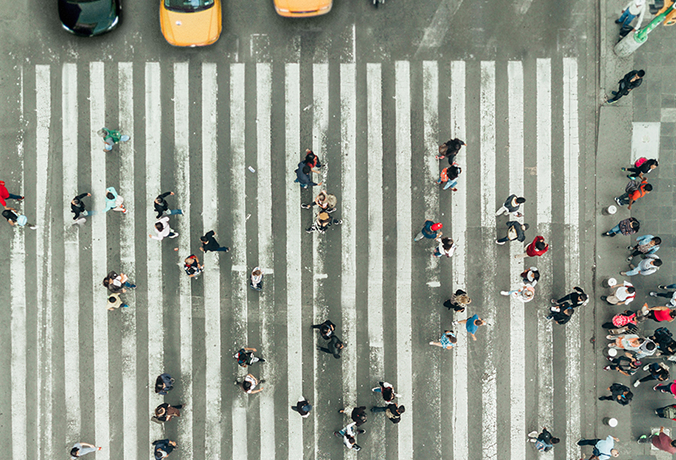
[1,56,586,460]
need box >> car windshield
[164,0,214,12]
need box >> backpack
[635,157,647,168]
[625,179,641,193]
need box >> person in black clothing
[152,439,177,459]
[291,397,312,418]
[436,138,465,163]
[521,267,540,287]
[71,192,91,224]
[633,362,670,387]
[551,287,588,310]
[318,335,344,359]
[496,221,528,244]
[604,355,641,376]
[651,328,676,356]
[372,381,400,403]
[598,383,633,405]
[548,307,574,325]
[154,191,183,218]
[233,347,265,367]
[199,230,229,253]
[304,149,322,169]
[311,320,336,340]
[339,406,368,427]
[527,427,560,452]
[155,373,174,395]
[623,158,658,180]
[371,403,405,424]
[607,69,645,104]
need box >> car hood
[59,0,119,35]
[275,0,331,12]
[160,5,221,46]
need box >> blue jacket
[295,162,317,186]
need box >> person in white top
[334,421,364,450]
[616,0,646,30]
[500,284,535,302]
[148,216,178,241]
[433,236,457,258]
[602,281,636,305]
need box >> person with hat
[414,220,442,242]
[106,292,129,311]
[291,397,312,418]
[496,221,528,244]
[601,280,636,305]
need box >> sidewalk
[596,1,676,459]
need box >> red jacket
[0,181,9,207]
[526,236,549,257]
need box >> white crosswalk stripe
[6,57,584,460]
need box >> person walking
[633,362,670,387]
[527,427,560,453]
[149,216,178,241]
[234,374,265,394]
[621,253,661,276]
[601,281,635,305]
[70,442,102,459]
[551,286,588,310]
[654,379,676,398]
[436,138,465,162]
[106,292,129,311]
[250,267,263,291]
[199,230,229,253]
[602,310,640,333]
[521,267,540,286]
[333,421,364,451]
[655,405,676,421]
[294,161,322,189]
[577,436,619,459]
[433,236,457,258]
[306,211,342,234]
[622,157,658,180]
[429,330,457,349]
[233,347,265,367]
[615,0,647,29]
[414,221,442,242]
[372,381,401,403]
[651,327,676,355]
[607,69,645,104]
[318,335,344,359]
[154,191,183,218]
[495,194,526,217]
[602,217,640,237]
[515,235,549,259]
[304,149,322,169]
[598,383,633,405]
[615,177,652,210]
[153,403,184,423]
[2,207,37,229]
[371,402,405,424]
[103,187,126,213]
[607,333,648,353]
[604,355,641,377]
[70,192,92,225]
[455,314,485,341]
[291,397,312,418]
[443,289,471,313]
[500,284,536,302]
[0,180,23,208]
[650,286,676,306]
[496,221,528,244]
[645,306,676,323]
[311,319,336,340]
[301,190,331,211]
[98,127,130,152]
[183,255,204,278]
[152,439,177,459]
[627,235,661,262]
[437,163,461,191]
[637,427,676,453]
[547,306,575,325]
[102,271,136,294]
[155,373,175,395]
[338,406,368,427]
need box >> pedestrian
[547,306,575,325]
[436,138,465,162]
[318,335,344,359]
[153,402,184,423]
[622,157,658,180]
[602,310,640,332]
[607,333,649,353]
[71,192,92,225]
[372,381,401,403]
[496,221,529,244]
[152,439,177,459]
[304,149,322,168]
[250,267,263,291]
[601,280,636,305]
[521,267,540,287]
[637,427,676,453]
[311,319,336,340]
[577,436,619,459]
[443,289,471,313]
[437,163,461,191]
[651,327,676,356]
[291,397,312,418]
[414,220,442,242]
[515,235,549,259]
[527,427,560,453]
[604,354,641,376]
[456,314,485,341]
[633,362,670,387]
[103,187,126,213]
[306,211,342,234]
[234,374,265,394]
[338,406,367,426]
[154,191,183,218]
[183,255,203,278]
[614,177,652,210]
[149,216,178,241]
[155,373,175,395]
[627,235,661,262]
[429,330,457,349]
[551,286,589,310]
[2,207,37,229]
[102,271,136,294]
[371,402,405,424]
[602,217,640,237]
[598,383,633,405]
[645,306,676,323]
[302,190,337,212]
[106,292,129,311]
[655,405,676,421]
[98,127,130,152]
[70,442,102,459]
[495,194,526,218]
[433,236,457,258]
[500,284,536,302]
[333,421,364,451]
[233,347,265,367]
[615,0,647,29]
[294,161,322,189]
[654,379,676,398]
[650,286,676,306]
[0,180,24,208]
[621,253,661,276]
[199,230,229,253]
[607,69,645,104]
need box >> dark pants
[577,439,600,446]
[655,291,675,299]
[640,374,659,383]
[656,384,674,394]
[608,83,628,102]
[616,193,630,206]
[7,193,22,200]
[371,406,387,412]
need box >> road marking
[631,122,661,162]
[202,62,222,460]
[507,60,526,460]
[416,0,465,52]
[90,61,110,460]
[285,62,303,460]
[450,60,468,460]
[395,61,413,460]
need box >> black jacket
[154,191,172,217]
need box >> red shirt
[0,181,9,207]
[652,433,676,453]
[526,236,549,257]
[654,308,673,322]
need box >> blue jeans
[7,193,22,200]
[607,224,621,236]
[664,284,676,290]
[164,209,183,216]
[618,9,637,27]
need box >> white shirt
[150,217,172,240]
[624,0,646,28]
[437,241,457,257]
[614,281,635,302]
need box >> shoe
[629,263,635,269]
[169,232,179,238]
[606,335,614,340]
[451,320,459,326]
[357,429,365,434]
[650,292,657,297]
[614,197,622,207]
[225,247,230,252]
[301,204,311,209]
[659,285,667,290]
[370,407,377,413]
[637,434,648,443]
[527,430,538,438]
[29,225,38,230]
[259,379,266,384]
[633,380,641,387]
[550,299,557,304]
[496,240,505,245]
[626,256,632,263]
[429,341,435,346]
[600,296,607,301]
[615,19,621,23]
[603,365,610,371]
[620,167,627,171]
[338,409,344,413]
[643,364,650,371]
[654,384,660,391]
[627,175,637,180]
[333,219,342,225]
[234,380,240,386]
[72,217,87,226]
[17,196,24,201]
[620,272,627,276]
[259,358,265,363]
[306,228,314,234]
[607,99,618,105]
[500,291,509,296]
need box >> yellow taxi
[274,0,332,17]
[160,0,221,47]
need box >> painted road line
[535,58,555,460]
[450,60,468,460]
[286,62,302,460]
[173,61,194,459]
[479,61,497,460]
[507,60,526,460]
[230,62,248,459]
[145,62,164,448]
[256,62,276,460]
[61,63,81,441]
[395,61,413,460]
[563,57,581,460]
[90,61,110,460]
[202,62,222,460]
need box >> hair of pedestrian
[523,223,530,230]
[302,165,311,175]
[645,184,653,192]
[637,70,645,77]
[627,287,636,293]
[252,269,262,276]
[243,381,252,391]
[155,222,164,231]
[71,447,80,456]
[106,192,114,200]
[654,259,663,267]
[535,240,545,250]
[671,439,676,448]
[516,197,526,204]
[442,237,454,250]
[653,237,662,245]
[398,405,406,413]
[551,438,560,444]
